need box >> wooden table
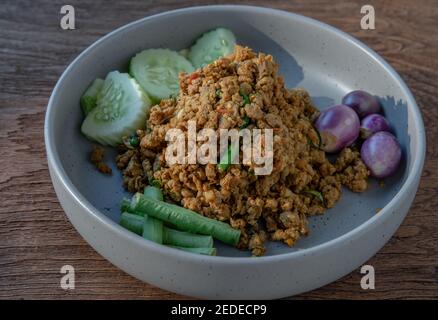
[1,0,437,299]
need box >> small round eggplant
[342,90,381,118]
[360,114,391,139]
[360,131,401,178]
[315,104,360,153]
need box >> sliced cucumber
[80,78,104,115]
[179,48,190,59]
[129,49,194,102]
[188,28,236,69]
[81,71,151,146]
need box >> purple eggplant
[342,90,381,118]
[360,114,391,139]
[315,104,360,153]
[360,131,401,178]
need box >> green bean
[120,197,132,212]
[120,210,214,248]
[121,188,218,249]
[164,228,213,248]
[142,186,214,248]
[143,215,163,244]
[121,189,165,243]
[119,212,143,235]
[141,186,164,243]
[143,186,164,201]
[130,193,240,246]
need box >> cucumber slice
[179,48,190,59]
[81,71,151,146]
[188,28,236,69]
[129,49,194,102]
[80,78,104,115]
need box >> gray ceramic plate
[45,5,425,299]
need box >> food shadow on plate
[311,96,335,109]
[233,24,304,88]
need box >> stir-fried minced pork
[90,146,112,175]
[116,45,370,256]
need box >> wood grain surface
[1,0,437,299]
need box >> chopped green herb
[307,137,320,149]
[240,116,251,129]
[307,126,322,149]
[240,92,250,105]
[304,190,325,206]
[218,144,236,172]
[129,136,139,148]
[215,89,222,98]
[218,115,251,171]
[314,127,322,148]
[149,179,162,188]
